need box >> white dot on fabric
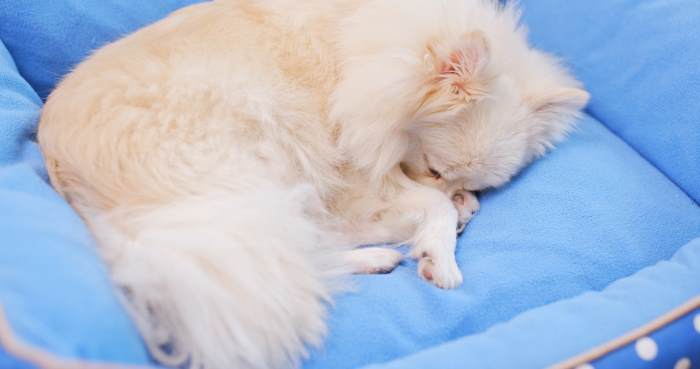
[694,314,700,334]
[674,357,691,369]
[635,337,658,361]
[574,364,594,369]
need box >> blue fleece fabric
[303,115,700,369]
[0,0,202,100]
[360,238,700,369]
[518,0,700,203]
[0,1,698,368]
[0,41,151,365]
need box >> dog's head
[400,31,589,194]
[333,1,589,193]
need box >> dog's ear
[525,87,590,157]
[439,31,489,78]
[530,87,589,117]
[426,31,490,99]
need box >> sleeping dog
[38,0,588,368]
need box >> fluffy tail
[84,185,347,369]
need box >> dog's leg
[343,247,403,274]
[336,214,406,275]
[335,175,466,284]
[392,182,463,289]
[338,219,402,247]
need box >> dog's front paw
[452,190,479,233]
[417,252,463,289]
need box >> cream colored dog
[38,0,588,368]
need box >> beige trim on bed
[2,293,700,369]
[549,293,700,369]
[0,306,153,369]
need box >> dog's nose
[457,222,467,234]
[451,192,465,206]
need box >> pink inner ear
[440,60,457,75]
[439,49,479,76]
[440,53,466,76]
[461,46,481,75]
[439,32,489,78]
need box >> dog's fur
[38,0,588,368]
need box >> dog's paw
[452,190,479,233]
[347,247,403,274]
[417,252,463,289]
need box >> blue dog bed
[1,1,698,369]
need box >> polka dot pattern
[635,337,658,361]
[674,357,691,369]
[585,306,700,369]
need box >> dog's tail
[83,185,348,369]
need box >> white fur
[38,1,589,368]
[87,186,348,369]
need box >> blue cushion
[303,115,700,369]
[0,0,202,100]
[359,238,700,369]
[589,303,700,369]
[517,0,700,203]
[0,40,151,365]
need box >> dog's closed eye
[428,168,442,180]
